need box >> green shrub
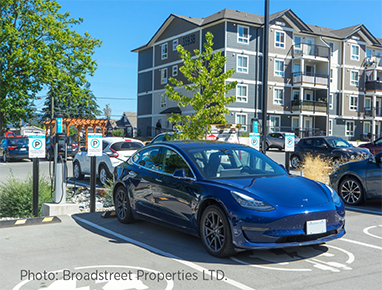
[112,129,124,137]
[0,174,53,218]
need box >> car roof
[147,140,246,150]
[102,137,143,144]
[300,136,341,139]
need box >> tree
[40,82,101,120]
[165,32,237,140]
[103,103,112,119]
[0,0,102,136]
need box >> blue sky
[34,0,382,119]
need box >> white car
[73,137,144,184]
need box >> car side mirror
[320,144,328,149]
[173,169,186,178]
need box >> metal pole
[285,152,290,174]
[90,156,96,212]
[261,0,270,154]
[32,158,39,217]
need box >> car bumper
[229,205,345,250]
[6,152,29,160]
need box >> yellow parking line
[15,219,27,225]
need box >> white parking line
[339,238,382,250]
[363,225,382,240]
[73,216,256,290]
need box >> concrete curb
[0,216,61,228]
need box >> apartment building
[132,8,382,141]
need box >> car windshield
[111,141,143,151]
[186,147,287,179]
[9,138,28,145]
[326,138,352,148]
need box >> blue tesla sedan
[112,141,345,257]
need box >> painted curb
[101,211,117,218]
[0,216,61,228]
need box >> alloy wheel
[202,210,226,252]
[340,179,363,205]
[99,166,107,185]
[291,155,300,169]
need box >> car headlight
[322,183,341,205]
[231,191,275,211]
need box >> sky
[33,0,382,120]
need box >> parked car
[0,137,29,162]
[358,137,382,155]
[290,136,371,169]
[329,152,382,205]
[73,137,144,184]
[113,141,345,257]
[265,132,300,151]
[46,136,79,161]
[147,132,174,145]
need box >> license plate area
[306,219,326,235]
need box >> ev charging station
[284,133,295,173]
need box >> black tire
[99,164,110,185]
[265,143,270,151]
[73,161,84,180]
[114,186,135,224]
[290,154,301,169]
[2,152,7,162]
[200,204,236,257]
[339,177,365,206]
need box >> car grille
[275,227,342,244]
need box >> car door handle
[155,178,162,182]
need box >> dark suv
[0,137,29,162]
[290,136,371,169]
[46,136,79,160]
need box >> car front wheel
[115,186,135,224]
[339,177,364,206]
[99,164,110,185]
[73,161,84,180]
[200,205,236,257]
[291,155,301,169]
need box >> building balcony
[365,81,382,93]
[360,106,382,118]
[293,72,329,86]
[365,55,382,68]
[291,100,328,113]
[293,43,330,59]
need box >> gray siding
[138,48,153,71]
[226,53,258,80]
[226,22,262,52]
[137,117,152,137]
[329,93,341,115]
[157,18,199,42]
[137,94,152,115]
[227,83,256,109]
[138,71,152,94]
[202,22,225,50]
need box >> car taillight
[8,146,17,150]
[124,139,131,141]
[72,143,78,147]
[110,148,119,158]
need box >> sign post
[249,133,260,151]
[284,133,295,173]
[88,133,102,212]
[29,134,46,216]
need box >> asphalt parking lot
[1,150,381,290]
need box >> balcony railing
[293,72,329,86]
[363,107,373,117]
[365,81,382,92]
[360,106,382,117]
[365,55,382,67]
[293,43,330,58]
[291,100,328,113]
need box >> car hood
[214,175,329,208]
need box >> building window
[237,25,249,44]
[328,119,333,136]
[349,95,358,111]
[364,122,371,135]
[365,97,371,115]
[275,31,285,48]
[173,39,178,51]
[236,113,247,131]
[351,45,359,60]
[350,71,359,86]
[292,117,299,131]
[273,88,284,105]
[161,43,168,60]
[294,36,302,54]
[172,65,178,77]
[328,42,334,56]
[160,94,166,108]
[161,68,167,84]
[345,121,355,137]
[269,116,281,132]
[274,60,284,77]
[237,55,248,73]
[236,85,248,102]
[329,94,333,109]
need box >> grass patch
[0,173,53,218]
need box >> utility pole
[261,0,270,154]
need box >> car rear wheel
[339,177,364,206]
[2,152,7,162]
[115,186,135,224]
[200,205,236,257]
[73,161,84,180]
[291,155,301,169]
[99,164,110,185]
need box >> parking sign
[88,133,102,156]
[285,133,295,152]
[29,134,46,158]
[249,133,260,150]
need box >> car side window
[102,141,109,151]
[301,139,313,148]
[314,138,326,148]
[152,135,164,143]
[132,147,161,170]
[161,148,192,177]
